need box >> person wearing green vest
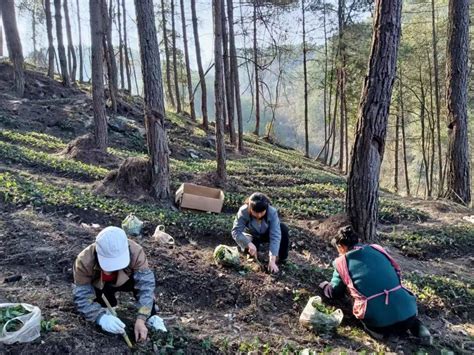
[319,226,432,344]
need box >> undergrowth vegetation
[383,224,474,258]
[0,128,428,224]
[404,273,473,318]
[0,140,108,180]
[1,112,472,354]
[0,172,234,240]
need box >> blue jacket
[232,204,282,256]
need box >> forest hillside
[0,63,472,354]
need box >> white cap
[96,226,130,272]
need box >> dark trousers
[251,222,290,263]
[363,315,422,338]
[94,279,156,316]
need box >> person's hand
[268,261,279,274]
[134,318,148,342]
[98,314,126,334]
[319,281,333,298]
[247,242,257,257]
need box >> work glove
[319,281,334,298]
[98,314,126,334]
[147,315,167,332]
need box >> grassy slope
[0,67,472,353]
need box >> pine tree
[346,0,403,241]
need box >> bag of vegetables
[299,296,343,333]
[213,245,240,267]
[121,213,144,236]
[0,303,42,344]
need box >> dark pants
[363,315,422,338]
[94,279,156,316]
[251,222,290,263]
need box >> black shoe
[365,327,385,341]
[362,323,385,341]
[410,320,433,345]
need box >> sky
[10,0,216,71]
[6,0,352,74]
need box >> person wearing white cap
[73,226,166,342]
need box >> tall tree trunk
[161,0,176,108]
[63,0,76,82]
[338,68,347,171]
[253,2,260,136]
[239,0,254,126]
[89,0,107,151]
[329,75,339,167]
[431,0,443,197]
[76,0,84,82]
[116,0,124,89]
[221,1,232,136]
[180,0,196,121]
[445,0,470,205]
[64,1,70,74]
[101,0,118,112]
[394,110,399,193]
[55,50,60,74]
[344,85,349,173]
[32,3,37,65]
[171,0,182,113]
[346,0,402,241]
[221,0,236,145]
[0,7,3,58]
[212,0,227,184]
[122,0,132,93]
[129,46,140,95]
[227,0,243,151]
[323,45,337,164]
[44,0,55,78]
[54,0,70,86]
[322,4,328,161]
[337,0,347,172]
[427,52,436,196]
[399,66,410,196]
[302,0,309,158]
[1,0,24,97]
[191,0,208,129]
[419,69,430,198]
[134,0,171,200]
[221,62,228,134]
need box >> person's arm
[131,246,156,320]
[126,242,155,342]
[73,258,106,322]
[231,205,251,250]
[266,208,282,273]
[319,267,347,299]
[73,284,106,322]
[329,267,346,298]
[267,208,282,259]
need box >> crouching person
[319,226,432,344]
[232,193,289,274]
[73,226,164,342]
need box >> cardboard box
[175,183,225,213]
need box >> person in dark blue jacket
[232,193,289,273]
[319,226,432,344]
